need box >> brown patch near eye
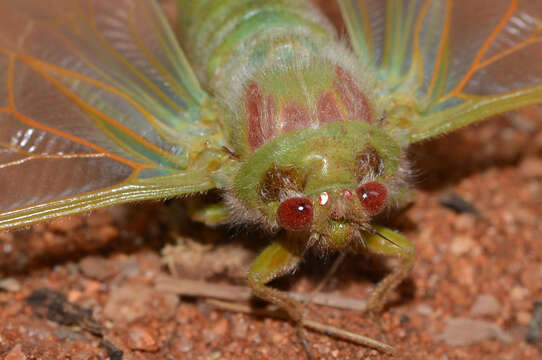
[259,165,304,203]
[355,147,384,181]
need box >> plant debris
[26,288,103,336]
[438,191,479,215]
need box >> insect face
[232,120,400,251]
[309,183,388,250]
[271,182,388,250]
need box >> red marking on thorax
[245,82,276,151]
[334,67,373,123]
[281,102,311,132]
[317,92,345,124]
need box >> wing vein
[6,53,146,169]
[409,0,432,89]
[83,3,184,113]
[441,0,519,100]
[22,57,179,167]
[476,36,542,70]
[426,1,452,100]
[7,50,185,147]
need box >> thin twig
[156,275,251,300]
[155,275,367,312]
[206,299,393,354]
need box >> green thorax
[178,0,380,159]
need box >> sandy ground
[1,1,542,359]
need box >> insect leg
[247,237,316,357]
[247,236,304,322]
[185,198,229,226]
[363,226,416,313]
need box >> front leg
[247,234,305,322]
[364,225,416,313]
[247,232,398,354]
[185,197,229,226]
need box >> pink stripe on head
[317,91,345,124]
[334,66,373,123]
[281,102,311,133]
[245,82,276,151]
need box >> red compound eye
[277,197,313,231]
[356,181,387,215]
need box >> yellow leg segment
[247,236,304,321]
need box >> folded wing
[0,0,225,229]
[339,0,542,142]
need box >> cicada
[0,0,541,353]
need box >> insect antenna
[357,223,403,250]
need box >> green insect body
[1,0,542,352]
[176,0,415,321]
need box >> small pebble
[470,294,500,317]
[177,337,193,352]
[510,286,529,301]
[89,226,119,243]
[124,325,159,351]
[517,311,532,326]
[204,351,222,360]
[520,264,542,292]
[67,290,83,303]
[454,214,476,231]
[5,344,26,360]
[0,278,21,292]
[211,317,229,339]
[203,328,217,343]
[2,302,23,317]
[438,318,511,346]
[271,332,284,344]
[519,157,542,179]
[104,284,178,323]
[79,256,117,281]
[450,236,475,256]
[416,304,434,316]
[118,257,141,278]
[232,317,248,339]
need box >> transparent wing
[339,0,542,142]
[0,0,226,230]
